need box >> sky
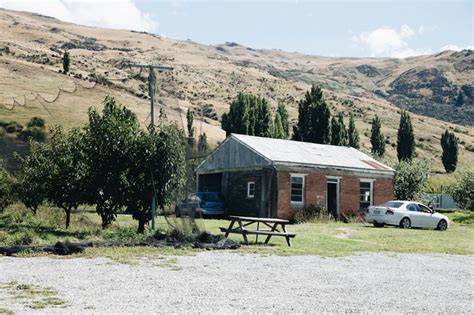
[1,0,473,58]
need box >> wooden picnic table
[220,215,296,247]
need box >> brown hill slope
[0,8,473,173]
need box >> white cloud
[440,44,474,52]
[352,24,431,58]
[0,0,158,32]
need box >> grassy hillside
[0,8,473,173]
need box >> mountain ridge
[0,8,473,172]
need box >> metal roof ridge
[230,134,274,163]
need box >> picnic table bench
[220,215,296,247]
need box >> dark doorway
[198,173,222,192]
[327,182,338,219]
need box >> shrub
[0,163,13,212]
[294,204,330,223]
[26,117,45,129]
[18,127,46,142]
[394,159,431,200]
[7,230,35,246]
[449,168,474,210]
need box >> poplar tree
[272,112,286,139]
[348,113,360,149]
[330,117,341,145]
[337,112,348,146]
[186,108,194,138]
[370,115,385,156]
[63,50,70,74]
[277,102,289,139]
[441,130,458,173]
[397,110,415,161]
[198,132,209,153]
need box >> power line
[128,62,173,230]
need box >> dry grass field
[0,8,473,172]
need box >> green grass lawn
[1,204,473,259]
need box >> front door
[327,182,338,219]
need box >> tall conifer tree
[348,113,360,149]
[370,115,385,156]
[277,102,289,139]
[293,85,331,144]
[397,110,415,161]
[441,130,458,173]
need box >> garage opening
[198,173,223,192]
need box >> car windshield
[203,194,223,202]
[380,201,404,208]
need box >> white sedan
[367,201,449,230]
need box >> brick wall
[276,170,394,219]
[373,179,394,205]
[340,176,360,215]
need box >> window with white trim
[247,181,255,198]
[359,180,373,209]
[291,175,304,204]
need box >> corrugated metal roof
[232,134,394,173]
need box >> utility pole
[129,63,173,230]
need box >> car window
[407,203,419,211]
[418,204,432,213]
[381,201,403,208]
[203,194,223,202]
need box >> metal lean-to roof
[231,134,394,174]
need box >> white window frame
[247,181,255,199]
[359,179,375,208]
[290,174,306,206]
[326,176,341,216]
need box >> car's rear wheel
[373,222,385,228]
[436,219,448,231]
[399,217,411,229]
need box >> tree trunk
[64,207,71,229]
[137,219,146,234]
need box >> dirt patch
[334,227,357,239]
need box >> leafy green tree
[198,132,209,153]
[255,98,272,137]
[370,115,385,156]
[14,142,49,214]
[186,108,194,138]
[277,102,289,138]
[397,110,415,161]
[221,93,250,136]
[348,113,360,149]
[330,113,347,146]
[126,125,186,233]
[221,93,273,138]
[441,129,458,173]
[293,85,331,144]
[394,159,431,200]
[337,112,348,146]
[63,50,70,74]
[272,112,286,139]
[44,128,87,228]
[83,96,141,228]
[0,162,13,212]
[450,168,473,210]
[330,117,340,145]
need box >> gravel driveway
[1,252,472,314]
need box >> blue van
[195,192,225,216]
[175,192,225,218]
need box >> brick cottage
[196,134,395,220]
